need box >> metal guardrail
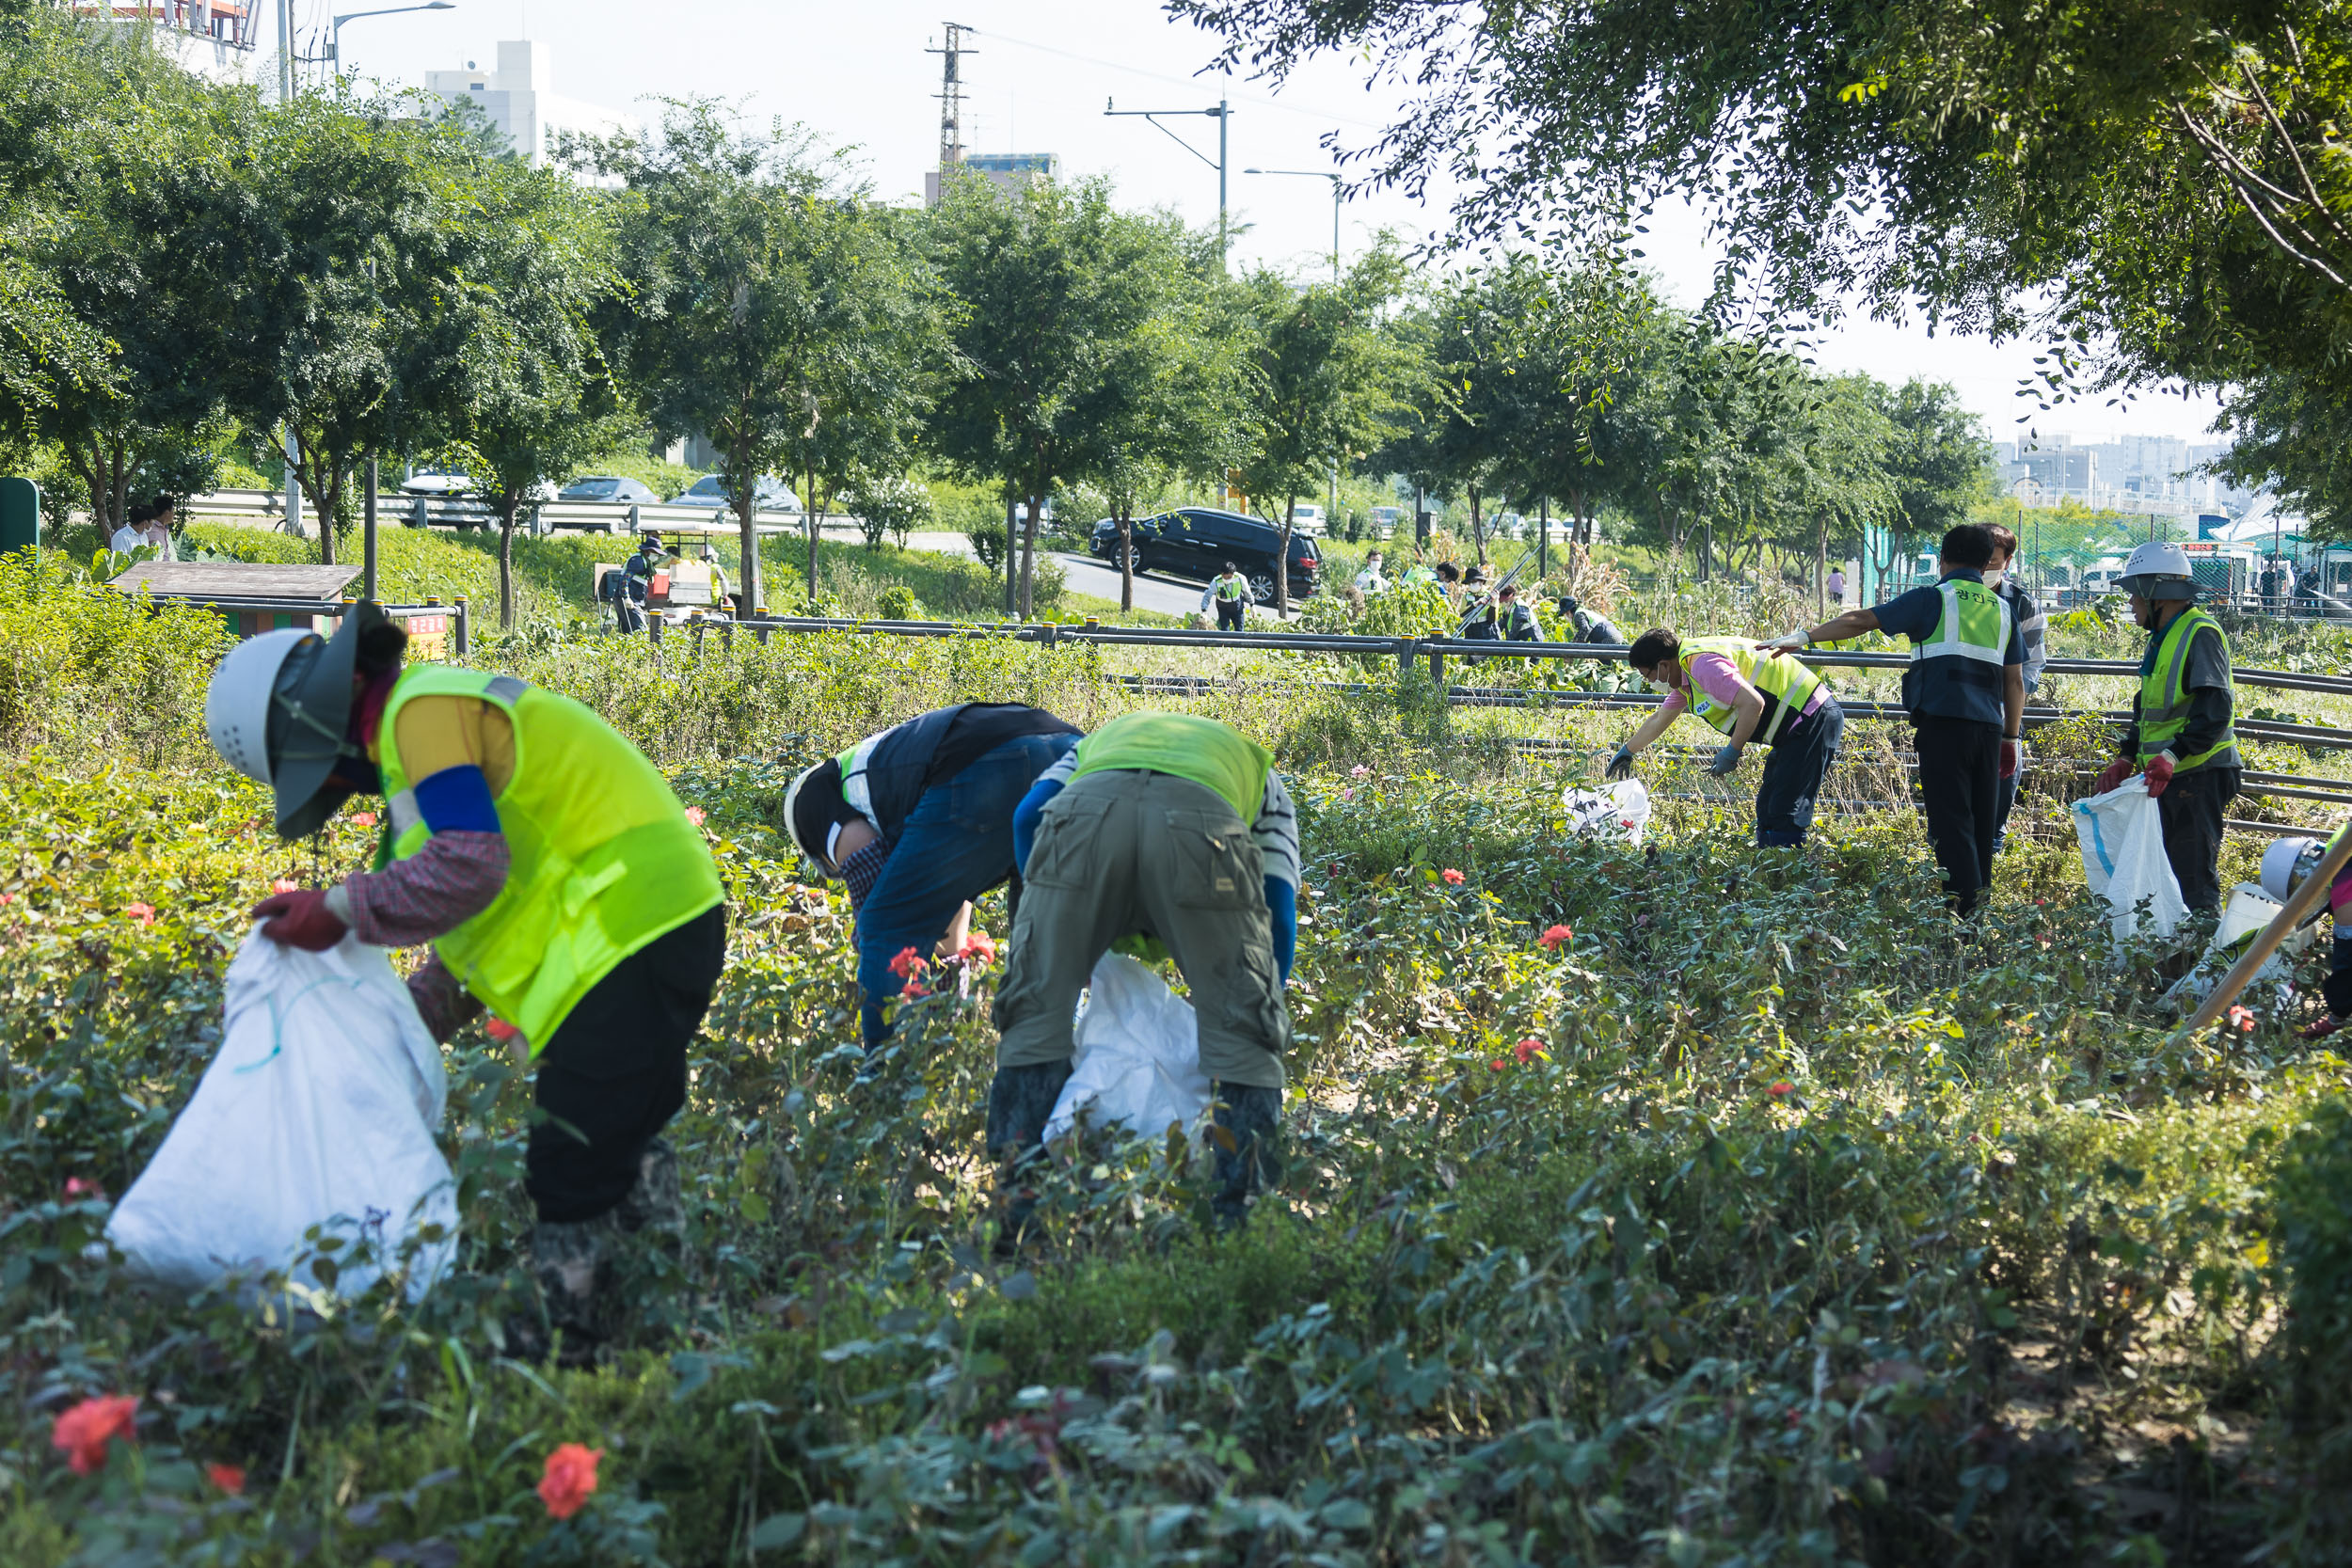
[178,489,811,538]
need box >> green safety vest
[375,666,724,1053]
[1065,711,1271,823]
[2137,606,2237,772]
[1677,636,1823,744]
[1909,577,2012,673]
[1215,574,1248,602]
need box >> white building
[925,151,1062,207]
[423,41,632,166]
[86,3,261,87]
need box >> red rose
[1537,924,1572,951]
[1441,868,1465,886]
[52,1395,137,1476]
[536,1442,602,1520]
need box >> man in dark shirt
[1765,524,2026,913]
[1558,595,1627,645]
[2092,542,2239,911]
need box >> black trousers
[1215,598,1245,629]
[1754,700,1843,847]
[1915,718,2000,913]
[527,905,725,1224]
[2157,766,2238,912]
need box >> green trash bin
[0,477,39,555]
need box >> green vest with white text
[375,666,723,1053]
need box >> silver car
[671,473,802,514]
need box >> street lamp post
[1104,97,1233,267]
[331,1,454,75]
[1243,167,1342,279]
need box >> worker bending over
[993,712,1299,1227]
[786,704,1081,1051]
[2092,542,2240,911]
[212,605,724,1348]
[1608,628,1845,847]
[1767,523,2025,913]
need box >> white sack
[1044,954,1210,1144]
[108,928,457,1302]
[2164,880,2321,1009]
[2072,782,2186,946]
[1562,780,1651,847]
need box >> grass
[3,548,2352,1563]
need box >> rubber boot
[1211,1085,1284,1229]
[986,1061,1071,1249]
[614,1137,685,1242]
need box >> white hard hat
[781,761,829,868]
[2115,541,2199,600]
[2262,837,2326,903]
[202,604,378,838]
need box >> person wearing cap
[1762,524,2026,912]
[785,705,1082,1053]
[1983,523,2048,854]
[1207,562,1250,631]
[1497,585,1543,642]
[2090,540,2239,911]
[207,605,725,1347]
[1353,550,1390,595]
[994,711,1299,1227]
[616,533,670,633]
[1607,626,1845,847]
[1558,595,1627,646]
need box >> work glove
[2092,758,2133,796]
[1999,738,2020,780]
[2143,752,2176,797]
[1605,743,1636,782]
[251,887,348,952]
[1708,742,1744,778]
[1756,629,1809,655]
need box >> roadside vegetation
[4,562,2352,1565]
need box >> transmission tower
[927,22,977,173]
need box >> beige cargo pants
[993,768,1289,1089]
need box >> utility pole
[1105,97,1234,268]
[927,22,977,180]
[278,0,294,100]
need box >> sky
[294,0,2229,448]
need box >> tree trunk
[737,494,760,617]
[1276,496,1295,616]
[1816,517,1829,618]
[1002,493,1016,618]
[1537,496,1548,581]
[1018,493,1041,618]
[1117,505,1135,612]
[804,466,820,607]
[1468,483,1486,564]
[499,498,518,630]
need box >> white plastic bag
[1044,954,1210,1144]
[107,928,457,1302]
[2164,880,2322,1008]
[2072,783,2186,946]
[1562,780,1651,847]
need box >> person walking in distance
[1827,564,1847,607]
[2091,542,2240,912]
[1763,524,2025,913]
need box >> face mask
[1982,566,2005,589]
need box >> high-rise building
[423,41,632,167]
[925,151,1062,207]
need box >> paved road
[899,531,1295,621]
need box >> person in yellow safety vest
[1764,524,2026,913]
[1607,627,1846,846]
[1208,561,1251,631]
[997,711,1301,1231]
[2090,541,2240,911]
[203,603,724,1352]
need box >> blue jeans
[856,732,1079,1047]
[1755,699,1843,847]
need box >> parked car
[1287,503,1326,536]
[1089,507,1321,603]
[558,476,660,504]
[1367,505,1404,538]
[400,465,471,496]
[671,473,803,514]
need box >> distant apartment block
[78,1,259,85]
[423,41,632,167]
[925,151,1062,207]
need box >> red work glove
[1999,739,2019,780]
[250,888,348,951]
[2143,753,2176,797]
[2092,758,2133,796]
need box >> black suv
[1088,507,1321,603]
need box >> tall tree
[590,104,949,615]
[1873,378,1991,586]
[442,152,625,630]
[930,173,1184,618]
[1232,245,1420,611]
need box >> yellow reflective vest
[2137,607,2238,773]
[1677,636,1823,744]
[375,666,723,1053]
